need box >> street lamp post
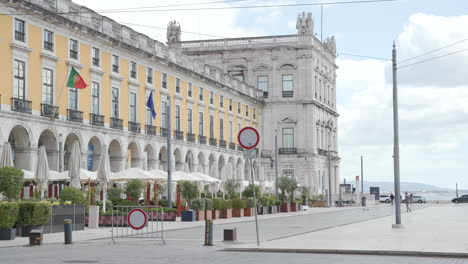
[274,129,279,201]
[328,144,332,207]
[392,42,402,227]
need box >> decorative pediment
[280,117,297,123]
[279,63,297,70]
[253,64,272,71]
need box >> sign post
[238,127,260,246]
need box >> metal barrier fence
[111,206,165,244]
[45,204,85,234]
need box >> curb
[222,247,468,258]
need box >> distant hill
[357,181,460,192]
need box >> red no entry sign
[238,127,260,149]
[127,208,147,230]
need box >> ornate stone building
[179,13,340,196]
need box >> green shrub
[114,200,138,206]
[108,187,123,203]
[125,180,145,201]
[203,198,213,210]
[246,197,255,208]
[191,198,205,211]
[0,167,24,201]
[241,184,261,198]
[259,195,270,207]
[17,202,51,227]
[180,181,199,204]
[159,199,168,207]
[274,200,282,206]
[231,198,246,209]
[223,199,232,209]
[99,209,120,216]
[60,187,85,204]
[0,202,19,229]
[224,179,240,198]
[212,198,223,210]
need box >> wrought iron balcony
[92,58,100,67]
[128,121,141,133]
[174,130,184,140]
[89,113,104,126]
[279,148,297,155]
[110,117,123,130]
[112,65,119,73]
[187,133,196,142]
[262,91,269,98]
[15,31,25,42]
[282,91,293,98]
[229,142,236,150]
[160,127,168,137]
[67,109,83,123]
[40,103,58,118]
[130,71,136,79]
[11,98,32,114]
[198,135,207,145]
[237,145,244,151]
[44,41,54,51]
[145,125,156,135]
[209,138,217,147]
[69,50,78,60]
[219,140,227,148]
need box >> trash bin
[361,196,366,207]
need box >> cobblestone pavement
[3,204,465,264]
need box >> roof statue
[167,20,181,45]
[324,36,336,55]
[296,12,313,35]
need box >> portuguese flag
[66,67,88,89]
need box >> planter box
[280,203,290,213]
[220,208,232,219]
[21,226,43,237]
[195,211,205,221]
[262,206,270,214]
[148,211,177,221]
[212,210,220,220]
[244,208,254,217]
[232,208,244,217]
[204,210,212,220]
[290,203,298,212]
[270,206,278,214]
[44,204,86,233]
[181,211,196,222]
[309,201,327,207]
[0,228,16,240]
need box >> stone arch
[197,152,206,174]
[64,132,82,171]
[208,153,217,178]
[143,144,156,170]
[8,124,33,170]
[109,139,123,173]
[173,148,183,171]
[38,129,59,171]
[279,63,297,70]
[185,150,195,173]
[218,155,226,180]
[87,136,102,172]
[158,146,168,171]
[226,156,235,180]
[127,141,141,169]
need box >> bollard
[204,219,213,246]
[64,219,72,244]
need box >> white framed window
[14,18,26,42]
[91,82,100,115]
[147,67,153,84]
[42,68,53,105]
[69,39,78,60]
[187,108,193,133]
[175,105,181,131]
[199,111,204,136]
[282,128,294,149]
[176,78,180,93]
[257,75,268,98]
[210,91,214,104]
[220,95,224,108]
[229,121,233,142]
[199,87,204,101]
[237,102,241,114]
[188,83,192,97]
[162,73,167,89]
[130,61,137,79]
[92,47,100,67]
[43,29,54,52]
[209,115,214,138]
[282,74,293,98]
[219,118,224,140]
[129,92,137,122]
[253,108,256,119]
[13,59,26,100]
[246,105,249,117]
[112,55,119,73]
[68,87,78,111]
[161,101,167,128]
[111,87,119,118]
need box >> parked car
[452,195,468,203]
[380,195,390,203]
[412,196,426,203]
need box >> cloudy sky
[74,0,468,189]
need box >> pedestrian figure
[405,192,411,212]
[390,193,395,206]
[410,193,413,204]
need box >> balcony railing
[11,98,32,114]
[130,71,136,79]
[279,148,297,155]
[160,127,168,137]
[198,135,207,145]
[174,130,184,140]
[145,125,156,135]
[128,121,141,133]
[15,31,25,42]
[69,50,78,59]
[89,113,104,126]
[44,41,54,51]
[110,117,123,129]
[187,133,196,142]
[317,148,338,157]
[162,81,167,89]
[188,90,192,97]
[92,58,100,67]
[40,103,58,118]
[67,109,83,123]
[147,77,153,84]
[219,140,227,148]
[237,145,244,151]
[209,138,217,147]
[112,65,119,73]
[229,142,236,150]
[282,91,293,98]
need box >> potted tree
[258,195,270,215]
[298,186,310,211]
[224,179,240,199]
[18,202,51,237]
[220,199,232,219]
[204,198,213,220]
[244,197,255,217]
[125,179,145,202]
[0,167,23,202]
[212,198,223,220]
[191,198,205,221]
[180,181,199,222]
[0,202,19,240]
[231,198,246,217]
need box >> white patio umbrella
[97,145,111,211]
[68,142,82,189]
[0,142,14,168]
[34,146,49,199]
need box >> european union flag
[146,90,156,119]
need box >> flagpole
[51,66,73,120]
